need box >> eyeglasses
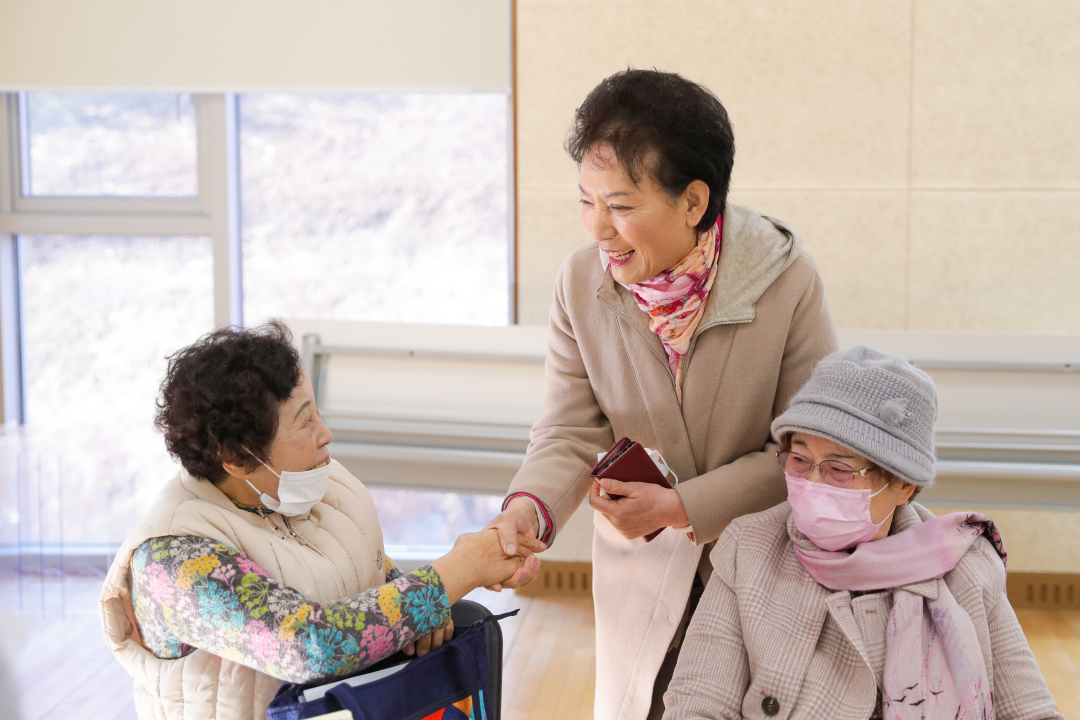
[776,451,876,489]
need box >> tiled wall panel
[516,0,1080,333]
[908,192,1080,333]
[729,190,910,330]
[911,0,1080,189]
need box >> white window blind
[0,0,510,92]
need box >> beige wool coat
[507,203,839,720]
[663,502,1063,720]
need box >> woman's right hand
[430,528,543,605]
[484,496,544,591]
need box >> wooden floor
[3,575,1078,719]
[1016,608,1080,718]
[1,570,138,720]
[465,589,596,720]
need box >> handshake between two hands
[429,495,546,601]
[414,498,544,658]
[410,481,689,658]
[433,476,689,604]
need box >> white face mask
[243,448,331,517]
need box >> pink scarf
[622,218,722,405]
[794,511,1006,720]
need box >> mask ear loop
[237,446,287,535]
[242,446,282,478]
[868,481,897,528]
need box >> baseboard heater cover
[516,561,592,597]
[1007,572,1080,609]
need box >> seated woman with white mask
[100,322,542,720]
[662,346,1061,720]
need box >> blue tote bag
[267,607,516,720]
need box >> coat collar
[783,502,934,686]
[595,202,803,335]
[179,468,316,524]
[595,261,669,370]
[180,468,250,512]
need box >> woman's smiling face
[578,144,709,285]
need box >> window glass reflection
[240,93,510,325]
[370,487,504,553]
[26,93,198,197]
[17,235,213,546]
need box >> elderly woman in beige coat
[486,69,837,720]
[664,347,1062,720]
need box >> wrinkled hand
[589,477,690,540]
[403,619,454,658]
[461,526,543,587]
[483,497,545,591]
[431,527,541,605]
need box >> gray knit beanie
[771,346,938,486]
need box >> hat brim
[771,401,936,486]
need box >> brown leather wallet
[590,437,672,542]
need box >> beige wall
[514,1,1080,571]
[923,504,1080,574]
[514,0,1080,331]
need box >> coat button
[761,696,780,716]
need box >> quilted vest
[99,460,386,720]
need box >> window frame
[0,93,243,313]
[0,92,244,422]
[14,93,205,213]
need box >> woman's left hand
[588,477,691,540]
[403,619,455,658]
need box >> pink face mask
[785,473,895,551]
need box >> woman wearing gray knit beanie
[663,346,1062,720]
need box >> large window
[374,488,503,549]
[0,10,515,712]
[0,90,514,563]
[240,93,510,325]
[237,93,513,550]
[19,234,213,544]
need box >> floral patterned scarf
[621,218,722,405]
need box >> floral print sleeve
[129,535,449,685]
[384,555,403,582]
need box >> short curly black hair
[155,320,303,483]
[565,68,735,232]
